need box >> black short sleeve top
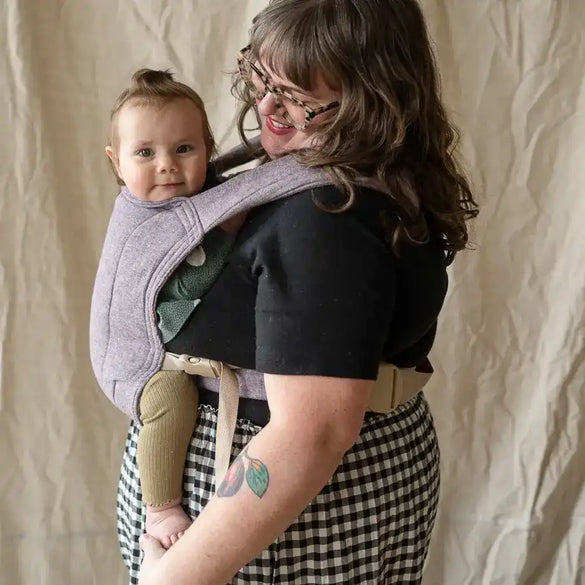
[167,185,448,383]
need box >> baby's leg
[137,370,198,549]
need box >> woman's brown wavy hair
[233,0,478,264]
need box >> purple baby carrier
[89,154,329,422]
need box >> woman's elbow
[305,413,365,460]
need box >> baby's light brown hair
[107,69,215,185]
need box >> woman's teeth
[271,118,291,128]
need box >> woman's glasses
[237,45,340,131]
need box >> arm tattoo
[217,446,269,498]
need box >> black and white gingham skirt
[117,393,439,584]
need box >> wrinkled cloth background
[1,1,584,584]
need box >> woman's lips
[266,116,295,135]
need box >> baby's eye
[136,148,153,158]
[176,144,193,154]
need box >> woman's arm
[139,373,374,585]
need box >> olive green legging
[137,371,198,507]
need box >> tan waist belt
[161,353,432,489]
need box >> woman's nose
[256,92,283,116]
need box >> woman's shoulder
[233,184,394,272]
[260,184,408,248]
[240,183,444,266]
[263,183,393,228]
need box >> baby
[104,69,240,548]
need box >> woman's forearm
[141,421,349,585]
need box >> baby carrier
[89,145,432,486]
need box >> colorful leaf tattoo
[217,447,270,499]
[246,458,269,498]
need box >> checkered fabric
[117,393,439,584]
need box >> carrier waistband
[161,353,432,490]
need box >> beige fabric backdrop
[1,1,583,584]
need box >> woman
[117,0,478,583]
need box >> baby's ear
[105,146,124,186]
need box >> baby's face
[111,98,208,201]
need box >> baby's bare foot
[145,501,192,549]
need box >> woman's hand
[138,534,167,585]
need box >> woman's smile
[265,115,295,135]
